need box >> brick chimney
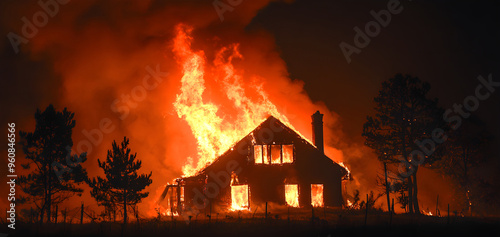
[311,111,324,154]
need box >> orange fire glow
[231,184,249,211]
[271,145,281,164]
[172,24,309,177]
[339,162,351,174]
[311,184,324,207]
[282,145,294,163]
[254,145,263,164]
[147,184,179,217]
[156,207,179,217]
[285,184,299,207]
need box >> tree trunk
[384,162,391,213]
[464,147,471,215]
[47,177,52,223]
[463,147,468,180]
[407,176,413,214]
[40,206,45,224]
[412,170,420,214]
[44,165,49,224]
[55,205,58,224]
[123,191,127,225]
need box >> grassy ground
[3,209,499,237]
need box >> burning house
[160,111,348,214]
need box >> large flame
[172,24,304,176]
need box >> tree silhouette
[89,177,117,221]
[89,137,152,225]
[438,115,491,214]
[362,74,444,214]
[19,104,88,223]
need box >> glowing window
[231,184,249,210]
[285,184,299,207]
[262,145,270,164]
[254,145,263,164]
[271,145,281,164]
[180,186,185,202]
[253,144,294,165]
[282,145,293,163]
[311,184,324,207]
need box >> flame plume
[172,24,300,176]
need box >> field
[3,208,499,237]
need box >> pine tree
[89,137,152,225]
[438,115,491,214]
[19,104,88,223]
[362,74,445,214]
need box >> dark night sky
[0,0,499,214]
[248,0,500,141]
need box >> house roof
[186,116,348,178]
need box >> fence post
[447,204,450,225]
[435,195,439,216]
[364,194,368,227]
[390,198,394,226]
[80,203,84,225]
[136,206,140,229]
[208,201,212,224]
[311,206,315,224]
[55,205,58,224]
[287,206,290,225]
[265,202,268,220]
[63,208,67,225]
